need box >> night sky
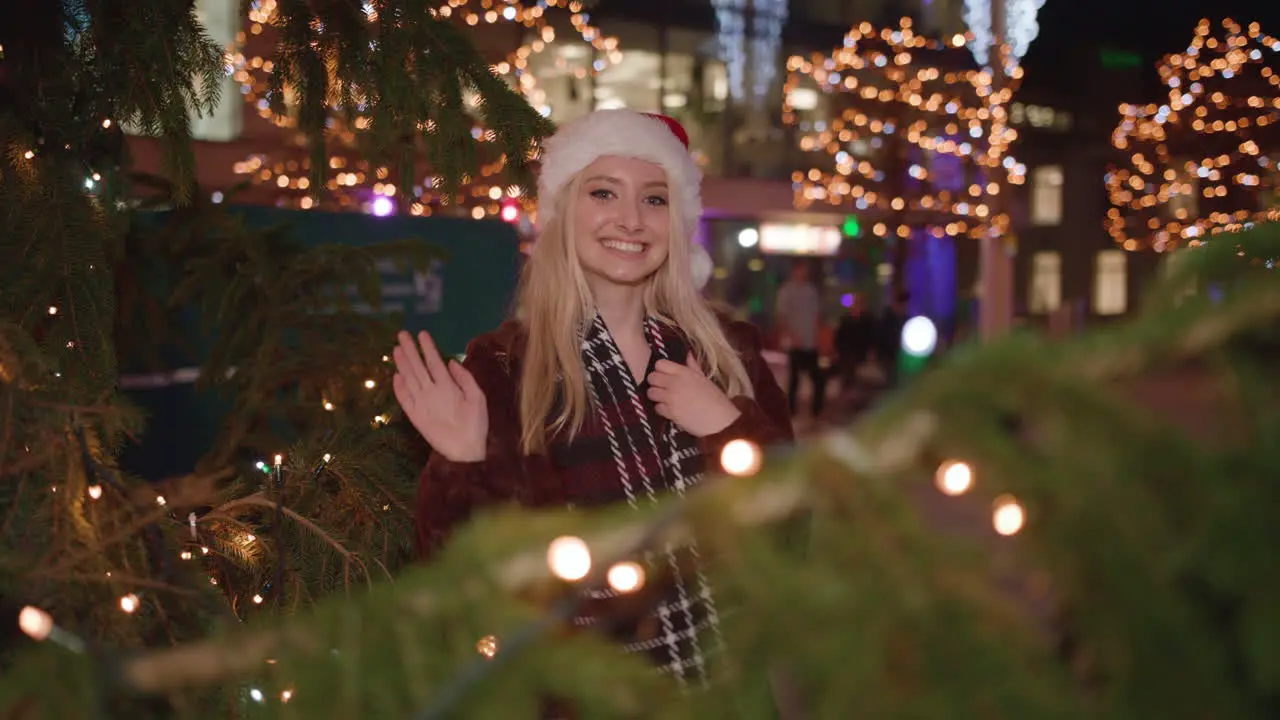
[1021,0,1280,101]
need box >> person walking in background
[776,261,825,419]
[876,291,909,390]
[834,293,875,407]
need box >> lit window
[1093,250,1127,315]
[1031,165,1064,226]
[1028,251,1061,314]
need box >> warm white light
[993,495,1025,536]
[200,546,209,555]
[87,484,103,500]
[737,227,759,248]
[546,536,592,581]
[935,460,973,496]
[101,118,112,128]
[155,495,166,506]
[180,550,193,560]
[606,561,646,593]
[273,454,283,467]
[476,635,499,658]
[252,594,264,604]
[280,689,293,703]
[322,453,332,463]
[18,606,53,641]
[119,593,140,613]
[364,379,376,389]
[720,439,762,476]
[901,316,938,357]
[47,306,58,315]
[323,400,335,411]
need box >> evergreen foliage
[2,227,1278,719]
[2,2,552,716]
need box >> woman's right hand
[392,330,488,463]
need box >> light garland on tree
[783,18,1026,243]
[224,0,621,220]
[1105,18,1280,253]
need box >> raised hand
[392,331,488,463]
[646,352,742,438]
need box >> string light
[784,19,1026,244]
[87,484,102,500]
[992,495,1025,536]
[935,460,973,496]
[17,606,86,653]
[546,536,592,581]
[720,439,762,476]
[476,635,499,658]
[119,593,140,613]
[964,0,1046,73]
[225,0,618,219]
[1105,18,1280,252]
[606,561,646,593]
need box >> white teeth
[602,240,645,254]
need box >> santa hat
[536,109,703,240]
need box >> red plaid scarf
[549,314,721,687]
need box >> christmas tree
[1106,17,1280,255]
[0,2,550,715]
[4,222,1279,719]
[783,17,1026,292]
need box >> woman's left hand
[646,353,742,437]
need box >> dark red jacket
[414,316,794,558]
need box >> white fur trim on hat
[536,109,703,239]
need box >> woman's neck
[589,279,647,339]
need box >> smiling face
[571,155,672,288]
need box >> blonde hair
[516,173,752,454]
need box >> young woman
[392,109,793,688]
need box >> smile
[600,239,647,255]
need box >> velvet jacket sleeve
[414,335,524,561]
[698,320,795,461]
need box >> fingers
[395,331,433,388]
[653,359,687,376]
[392,372,416,412]
[416,331,450,384]
[653,402,672,419]
[646,386,671,404]
[448,360,483,401]
[686,351,700,371]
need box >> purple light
[371,196,394,217]
[841,293,854,308]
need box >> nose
[614,198,644,235]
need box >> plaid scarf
[555,313,722,687]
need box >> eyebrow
[584,175,668,190]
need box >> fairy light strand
[1105,17,1280,253]
[226,0,620,219]
[783,18,1027,243]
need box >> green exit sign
[1100,48,1142,69]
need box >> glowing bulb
[180,550,193,560]
[252,594,264,604]
[476,635,499,658]
[274,454,283,467]
[901,316,938,357]
[87,484,102,500]
[200,546,209,554]
[737,227,759,248]
[155,495,166,506]
[546,536,591,581]
[322,453,332,463]
[935,460,973,496]
[47,306,58,315]
[323,400,335,411]
[720,439,762,476]
[101,118,112,128]
[119,593,139,613]
[993,495,1025,536]
[364,379,376,389]
[18,606,53,641]
[281,689,293,702]
[23,150,34,160]
[606,561,646,593]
